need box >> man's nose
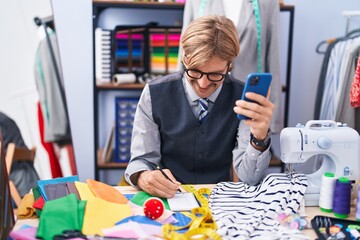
[197,75,211,87]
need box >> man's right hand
[137,169,181,198]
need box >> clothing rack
[342,11,360,35]
[33,16,69,122]
[314,12,360,120]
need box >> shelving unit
[92,1,295,184]
[92,0,184,183]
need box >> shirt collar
[182,73,223,103]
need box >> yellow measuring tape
[161,185,221,240]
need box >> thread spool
[356,181,360,221]
[112,73,136,85]
[332,177,352,219]
[319,172,336,213]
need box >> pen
[156,166,182,193]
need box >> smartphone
[236,73,272,120]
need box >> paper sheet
[167,192,199,211]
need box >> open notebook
[167,192,200,212]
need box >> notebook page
[168,192,199,211]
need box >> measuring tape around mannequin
[162,185,221,240]
[198,0,263,72]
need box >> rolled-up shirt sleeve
[232,121,271,186]
[124,84,162,187]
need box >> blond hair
[181,15,240,69]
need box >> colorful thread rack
[112,25,182,80]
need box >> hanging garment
[335,42,360,132]
[350,57,360,108]
[314,38,344,120]
[319,36,360,121]
[180,0,283,133]
[37,102,63,178]
[34,28,72,144]
[209,173,308,240]
[0,112,40,198]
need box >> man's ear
[181,61,186,68]
[228,63,233,72]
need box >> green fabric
[130,191,170,210]
[78,200,86,229]
[36,194,85,240]
[32,187,42,216]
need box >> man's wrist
[250,129,271,149]
[130,170,146,186]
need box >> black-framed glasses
[184,67,228,82]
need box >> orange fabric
[87,179,128,204]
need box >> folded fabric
[67,182,80,200]
[82,197,131,236]
[37,175,79,201]
[209,173,308,240]
[17,193,37,219]
[44,182,69,200]
[130,191,169,210]
[103,221,162,239]
[116,215,163,226]
[130,204,175,224]
[10,225,37,240]
[44,184,57,200]
[36,194,85,240]
[33,196,45,210]
[32,187,43,216]
[87,179,128,204]
[75,181,95,200]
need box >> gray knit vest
[149,72,244,184]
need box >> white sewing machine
[280,120,360,206]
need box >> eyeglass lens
[186,69,225,82]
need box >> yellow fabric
[82,197,131,236]
[117,176,130,186]
[17,193,37,219]
[75,181,95,200]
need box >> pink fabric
[10,225,37,240]
[350,57,360,108]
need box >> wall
[0,0,53,179]
[1,0,359,182]
[51,0,94,182]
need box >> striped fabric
[209,173,309,240]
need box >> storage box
[114,97,139,163]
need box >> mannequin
[179,0,283,133]
[222,0,242,25]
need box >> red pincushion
[143,197,165,220]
